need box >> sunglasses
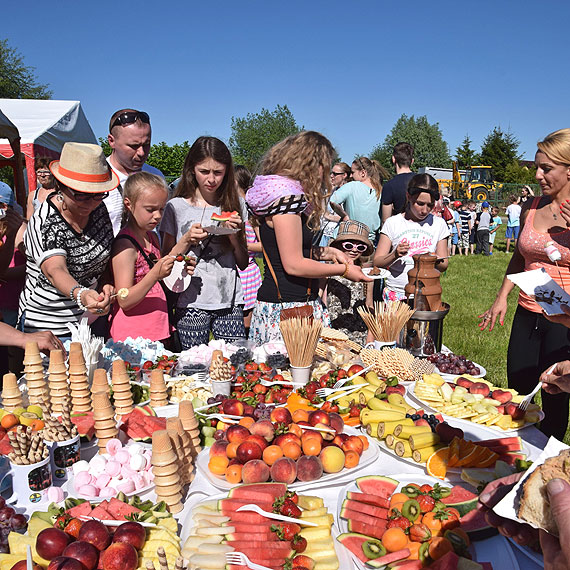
[110,111,150,130]
[331,171,345,177]
[36,170,51,176]
[341,241,368,252]
[68,190,108,202]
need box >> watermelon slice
[228,483,286,503]
[219,498,274,512]
[222,512,271,524]
[347,519,387,540]
[498,453,526,465]
[355,475,399,497]
[341,508,389,527]
[342,499,389,520]
[366,548,410,568]
[224,541,292,556]
[346,492,390,509]
[90,505,115,520]
[441,485,477,504]
[227,522,275,532]
[390,561,423,570]
[337,532,372,563]
[424,550,459,570]
[66,502,93,518]
[476,436,522,448]
[106,497,141,520]
[71,412,95,441]
[211,211,236,222]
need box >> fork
[313,383,365,408]
[331,364,374,389]
[235,504,318,526]
[519,364,554,411]
[260,378,305,387]
[196,413,240,424]
[225,552,272,570]
[315,382,368,398]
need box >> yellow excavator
[451,162,501,202]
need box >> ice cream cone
[91,369,110,395]
[151,463,179,477]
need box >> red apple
[225,424,250,444]
[100,543,138,570]
[236,441,263,463]
[111,522,146,551]
[47,558,86,570]
[308,410,330,427]
[11,561,42,570]
[78,520,111,551]
[62,542,99,570]
[36,528,73,560]
[269,407,292,425]
[347,364,364,377]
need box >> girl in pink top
[109,172,195,342]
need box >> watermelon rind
[356,475,399,497]
[337,532,373,563]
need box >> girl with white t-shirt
[373,174,450,301]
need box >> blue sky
[4,0,568,163]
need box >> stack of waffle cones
[166,417,194,485]
[209,350,231,382]
[47,350,69,414]
[111,360,133,416]
[178,401,201,456]
[149,369,168,408]
[23,342,48,405]
[151,430,183,513]
[91,369,110,396]
[1,373,23,412]
[92,392,117,453]
[68,343,91,414]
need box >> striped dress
[19,197,114,336]
[238,221,262,310]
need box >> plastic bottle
[545,241,562,262]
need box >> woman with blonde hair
[330,156,387,242]
[246,131,371,344]
[479,128,570,440]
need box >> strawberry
[287,491,299,504]
[280,498,301,518]
[142,361,153,370]
[54,514,71,530]
[175,254,184,262]
[271,522,301,540]
[64,518,83,539]
[409,523,432,542]
[291,555,315,569]
[292,535,307,553]
[245,362,258,371]
[419,484,433,494]
[386,515,411,530]
[417,494,436,513]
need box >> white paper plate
[362,267,390,280]
[202,225,240,235]
[196,428,379,491]
[162,260,192,293]
[434,362,487,380]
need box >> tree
[503,161,537,185]
[454,135,479,169]
[479,127,522,182]
[229,105,301,170]
[0,39,52,99]
[370,114,451,175]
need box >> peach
[270,407,292,425]
[332,433,348,448]
[222,398,244,416]
[241,459,270,484]
[236,441,263,463]
[274,433,301,448]
[270,457,297,484]
[209,440,229,458]
[492,389,513,404]
[328,412,345,435]
[342,435,364,456]
[296,455,323,482]
[309,410,330,427]
[455,377,474,389]
[249,419,275,442]
[225,424,251,444]
[246,434,269,451]
[469,382,490,397]
[320,445,345,474]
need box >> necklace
[550,203,559,221]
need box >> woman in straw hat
[19,142,119,338]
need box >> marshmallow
[74,471,93,488]
[129,454,147,472]
[105,460,121,477]
[110,476,123,488]
[99,487,117,498]
[89,455,108,474]
[95,473,111,489]
[106,439,123,456]
[115,450,131,465]
[127,443,143,455]
[47,486,65,502]
[132,474,147,490]
[78,484,99,497]
[117,479,135,494]
[120,465,136,479]
[72,460,90,475]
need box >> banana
[385,434,406,449]
[364,421,380,435]
[394,440,413,458]
[393,424,432,438]
[377,418,414,438]
[412,445,444,463]
[387,393,407,407]
[360,409,406,423]
[366,398,408,413]
[409,432,441,450]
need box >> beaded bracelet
[341,262,350,278]
[69,284,82,301]
[75,287,90,311]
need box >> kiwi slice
[401,484,421,498]
[419,541,431,564]
[401,498,421,522]
[362,539,386,559]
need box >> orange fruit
[292,409,309,423]
[406,541,421,560]
[208,456,229,475]
[30,419,45,431]
[358,435,369,451]
[389,502,405,518]
[1,414,19,430]
[390,492,410,508]
[422,512,443,536]
[225,463,242,484]
[262,445,283,466]
[344,450,360,469]
[302,438,321,456]
[288,423,303,439]
[382,527,408,552]
[282,442,302,460]
[426,447,449,480]
[428,537,453,561]
[226,442,239,459]
[239,417,255,429]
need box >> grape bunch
[206,394,227,405]
[265,353,289,369]
[0,497,27,553]
[252,403,272,420]
[230,348,253,368]
[427,352,480,376]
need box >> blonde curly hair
[259,131,335,230]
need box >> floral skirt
[383,288,407,302]
[249,299,330,345]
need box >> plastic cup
[289,365,312,385]
[212,379,231,397]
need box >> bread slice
[517,448,570,535]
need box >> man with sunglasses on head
[105,109,164,235]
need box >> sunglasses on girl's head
[341,241,368,252]
[69,190,108,202]
[110,111,150,130]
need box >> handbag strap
[115,234,170,299]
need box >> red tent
[0,99,96,212]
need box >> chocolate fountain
[404,253,449,356]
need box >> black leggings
[507,304,570,440]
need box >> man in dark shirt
[381,142,415,223]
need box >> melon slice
[355,475,398,497]
[337,532,372,563]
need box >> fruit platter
[411,374,544,433]
[426,353,486,380]
[336,474,514,570]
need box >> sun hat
[50,143,120,193]
[330,220,374,256]
[482,201,490,209]
[453,200,462,208]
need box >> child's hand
[184,255,197,276]
[156,256,175,280]
[395,240,410,258]
[184,223,208,245]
